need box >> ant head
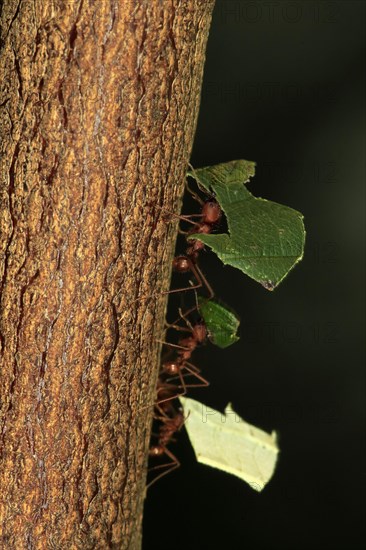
[162,361,180,376]
[149,445,164,457]
[172,255,191,273]
[201,199,221,224]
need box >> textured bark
[0,1,215,548]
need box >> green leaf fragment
[198,297,240,348]
[187,160,305,290]
[188,158,256,190]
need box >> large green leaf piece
[198,297,240,348]
[187,160,305,290]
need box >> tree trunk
[0,1,215,548]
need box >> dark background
[144,2,365,549]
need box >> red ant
[147,405,186,488]
[160,356,208,393]
[154,377,184,415]
[130,182,221,307]
[165,315,207,359]
[161,175,222,300]
[168,254,213,300]
[167,198,221,297]
[146,317,208,487]
[128,205,217,306]
[147,314,209,482]
[138,359,207,416]
[153,355,208,412]
[183,199,222,261]
[157,308,209,393]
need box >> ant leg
[147,448,180,489]
[167,269,215,328]
[164,308,196,333]
[136,375,187,413]
[164,320,191,333]
[156,340,191,351]
[155,368,189,402]
[172,366,188,398]
[184,360,202,374]
[155,205,203,226]
[164,260,213,300]
[125,273,200,309]
[166,363,209,389]
[128,258,214,307]
[154,401,177,417]
[191,262,214,300]
[177,307,194,332]
[137,393,183,414]
[186,165,205,205]
[166,300,202,336]
[161,270,203,297]
[178,227,189,236]
[181,363,209,387]
[185,183,204,205]
[167,302,200,329]
[137,394,184,415]
[178,214,204,224]
[154,385,186,412]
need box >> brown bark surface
[0,1,215,548]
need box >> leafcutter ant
[147,405,186,488]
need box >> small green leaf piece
[180,396,279,491]
[198,297,240,348]
[187,160,305,290]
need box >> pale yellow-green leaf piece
[180,396,279,491]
